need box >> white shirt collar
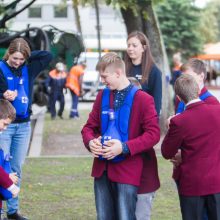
[185,98,201,107]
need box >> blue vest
[0,61,29,119]
[101,85,139,162]
[176,91,213,114]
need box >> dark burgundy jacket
[173,87,219,181]
[0,167,13,208]
[162,101,220,196]
[81,89,160,188]
[0,167,12,189]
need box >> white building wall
[3,0,127,50]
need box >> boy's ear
[176,95,182,102]
[115,68,122,77]
[201,72,205,81]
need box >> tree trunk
[120,7,142,34]
[141,3,172,132]
[72,0,82,35]
[120,1,172,132]
[94,0,101,59]
[87,0,102,98]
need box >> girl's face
[127,37,144,64]
[7,52,25,69]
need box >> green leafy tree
[200,0,220,43]
[155,0,203,59]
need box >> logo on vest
[135,74,142,80]
[103,136,111,140]
[102,111,109,114]
[22,97,28,103]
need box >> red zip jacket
[81,89,160,189]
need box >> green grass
[30,107,181,219]
[17,156,181,220]
[43,109,90,138]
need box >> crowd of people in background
[0,31,220,220]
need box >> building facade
[4,0,127,50]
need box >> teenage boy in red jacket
[81,52,160,220]
[162,74,220,220]
[175,58,219,114]
[0,99,19,219]
[172,59,219,181]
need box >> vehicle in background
[0,0,85,106]
[79,52,106,101]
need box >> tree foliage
[155,0,203,60]
[199,0,220,43]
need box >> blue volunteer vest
[0,61,29,119]
[176,91,213,114]
[101,85,139,162]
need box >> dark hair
[3,38,31,61]
[0,99,16,121]
[181,58,207,81]
[174,74,199,103]
[124,31,154,83]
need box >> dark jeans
[175,180,209,220]
[179,193,220,220]
[49,91,65,118]
[70,90,79,118]
[94,171,137,220]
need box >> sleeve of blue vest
[122,142,130,155]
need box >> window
[28,7,41,18]
[54,6,67,18]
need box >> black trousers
[179,193,220,220]
[49,91,65,118]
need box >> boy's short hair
[96,52,125,73]
[181,58,207,80]
[0,99,16,121]
[174,74,199,103]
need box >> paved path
[30,92,93,157]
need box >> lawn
[20,106,182,219]
[18,156,181,220]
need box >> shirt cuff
[122,142,130,155]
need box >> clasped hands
[89,137,122,160]
[3,90,18,101]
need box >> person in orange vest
[66,61,86,119]
[48,62,67,120]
